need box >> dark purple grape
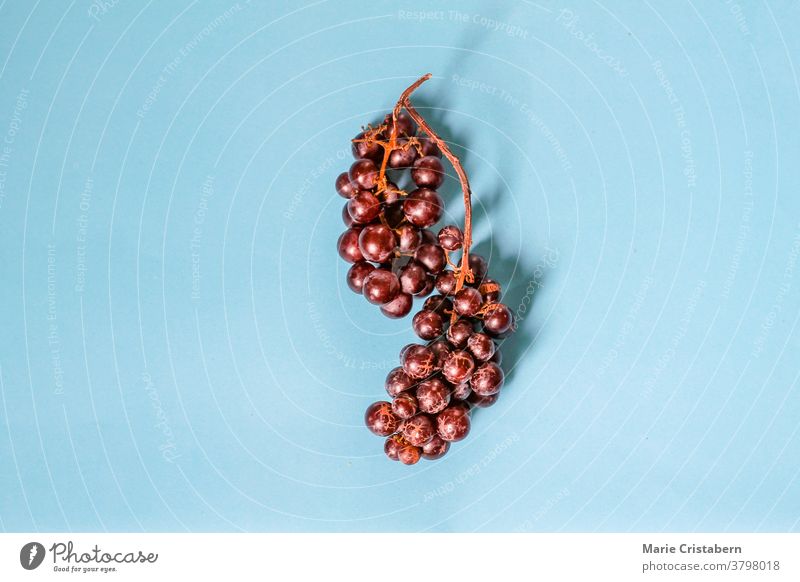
[384,435,403,461]
[414,243,446,274]
[412,155,445,189]
[470,362,504,396]
[392,392,418,419]
[483,304,514,336]
[385,367,414,397]
[454,287,483,317]
[438,225,463,251]
[412,310,444,341]
[358,224,397,263]
[446,319,473,348]
[451,381,471,401]
[415,276,435,297]
[401,345,436,379]
[397,225,422,252]
[467,332,495,361]
[388,139,418,168]
[478,278,502,303]
[346,261,375,294]
[347,191,380,224]
[341,203,355,227]
[365,401,399,436]
[468,392,498,408]
[399,261,427,295]
[385,112,416,137]
[403,188,443,228]
[424,295,453,315]
[336,172,358,199]
[398,443,421,465]
[421,435,449,460]
[436,406,470,442]
[416,377,450,414]
[441,350,475,384]
[352,131,383,162]
[380,292,412,318]
[362,269,400,305]
[417,136,441,158]
[402,414,435,446]
[468,254,488,284]
[435,271,456,295]
[428,339,452,368]
[337,228,364,263]
[349,159,379,190]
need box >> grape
[380,292,413,318]
[402,414,435,446]
[467,332,495,361]
[336,172,358,199]
[434,271,456,295]
[346,261,376,294]
[365,401,399,436]
[397,443,421,465]
[384,435,403,461]
[385,112,416,137]
[388,138,418,168]
[421,435,449,460]
[341,203,355,227]
[416,377,450,414]
[468,392,498,408]
[478,278,502,303]
[438,225,463,251]
[412,155,445,189]
[347,191,380,224]
[385,367,414,397]
[337,76,516,464]
[337,228,364,263]
[417,136,441,158]
[424,294,453,315]
[483,304,514,336]
[446,319,474,348]
[359,224,397,263]
[349,159,379,190]
[414,243,446,274]
[352,131,383,162]
[401,344,436,379]
[441,350,475,384]
[451,381,471,401]
[436,406,470,442]
[363,269,400,305]
[470,361,504,396]
[412,309,444,341]
[454,287,483,317]
[397,225,422,252]
[392,392,418,419]
[399,261,428,295]
[468,254,488,284]
[403,188,443,227]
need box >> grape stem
[393,73,474,324]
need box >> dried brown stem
[393,74,473,324]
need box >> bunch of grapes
[335,74,515,465]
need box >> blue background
[0,0,798,532]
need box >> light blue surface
[0,0,798,532]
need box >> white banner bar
[1,533,797,581]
